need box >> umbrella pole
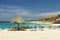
[18,23,20,30]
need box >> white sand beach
[0,30,60,40]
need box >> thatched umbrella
[10,16,25,30]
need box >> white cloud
[0,5,33,20]
[0,5,60,21]
[36,12,60,18]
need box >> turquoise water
[0,22,37,29]
[0,22,53,30]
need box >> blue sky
[0,0,60,21]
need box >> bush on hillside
[25,26,30,29]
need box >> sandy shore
[0,30,60,40]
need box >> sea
[0,21,51,30]
[0,22,35,29]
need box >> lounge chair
[48,26,52,30]
[58,26,60,29]
[30,27,34,31]
[39,26,44,31]
[34,26,37,31]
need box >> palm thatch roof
[10,16,25,24]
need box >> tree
[57,14,60,18]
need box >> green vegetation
[39,14,60,22]
[39,17,53,22]
[25,26,30,29]
[9,26,30,31]
[57,14,60,18]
